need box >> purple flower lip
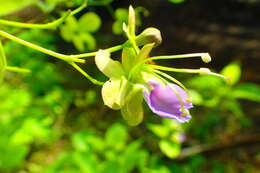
[143,81,193,123]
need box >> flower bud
[143,81,192,123]
[135,27,162,47]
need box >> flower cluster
[95,6,226,126]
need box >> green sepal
[136,43,154,63]
[0,41,7,83]
[95,50,125,79]
[121,47,137,73]
[101,77,129,110]
[128,5,136,37]
[121,85,144,126]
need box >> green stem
[69,62,104,85]
[5,66,31,73]
[0,12,70,29]
[72,44,124,58]
[0,30,85,63]
[0,1,87,29]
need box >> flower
[143,81,193,123]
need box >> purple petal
[143,81,193,123]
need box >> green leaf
[82,33,96,50]
[168,0,185,4]
[231,83,260,102]
[72,34,85,52]
[224,99,251,127]
[121,85,144,126]
[105,123,128,151]
[72,131,104,152]
[79,12,101,33]
[0,0,35,15]
[95,50,125,78]
[148,124,170,138]
[0,140,29,171]
[189,90,203,105]
[115,8,128,21]
[0,41,7,83]
[221,61,241,85]
[112,21,123,35]
[159,140,181,159]
[187,75,223,90]
[60,16,78,41]
[73,152,98,173]
[121,140,145,172]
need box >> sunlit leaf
[159,140,180,158]
[221,61,241,85]
[115,8,128,21]
[0,0,34,15]
[231,83,260,102]
[73,152,98,173]
[79,12,101,33]
[105,123,128,151]
[72,34,85,51]
[82,32,96,50]
[168,0,185,4]
[189,90,203,105]
[112,21,123,35]
[121,140,145,172]
[148,124,170,138]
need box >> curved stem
[5,66,31,73]
[69,62,104,85]
[0,1,87,29]
[72,44,124,58]
[0,30,85,63]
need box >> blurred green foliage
[60,12,101,51]
[0,0,260,173]
[168,0,185,4]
